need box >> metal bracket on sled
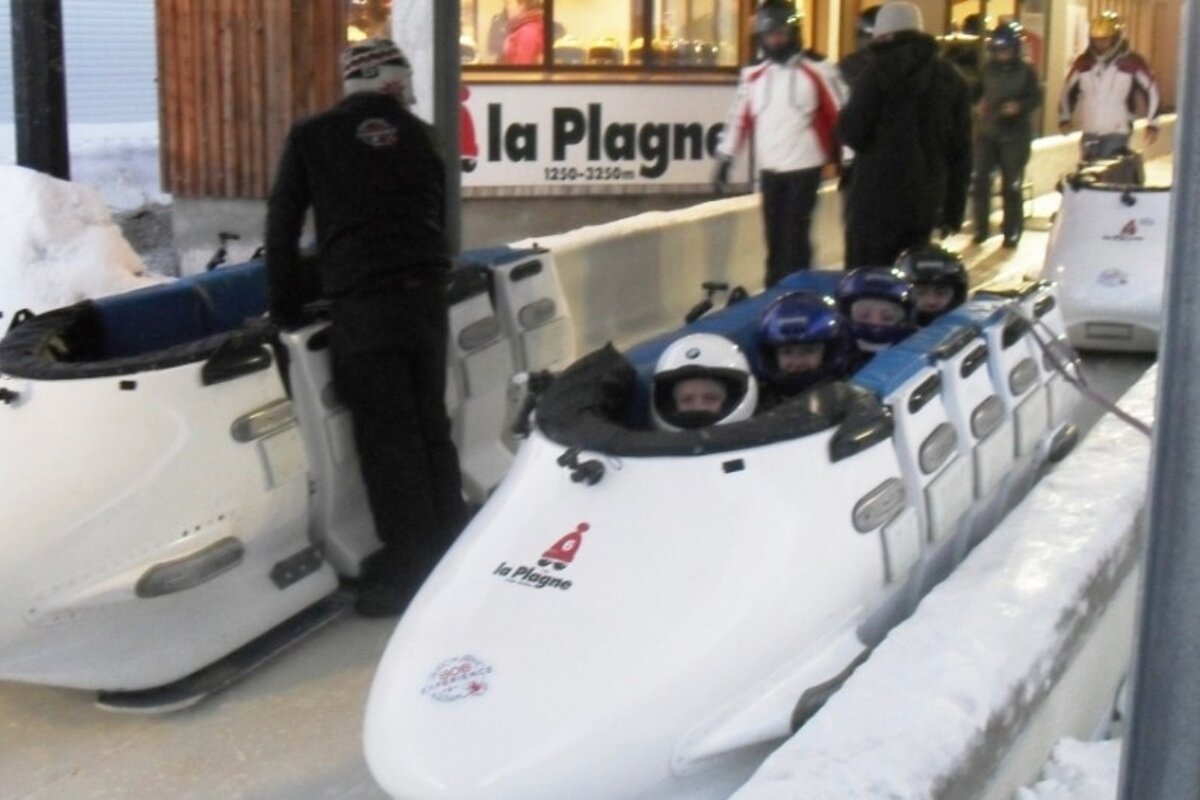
[557,447,605,486]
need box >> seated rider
[835,266,917,370]
[757,291,852,409]
[893,243,968,326]
[651,333,759,431]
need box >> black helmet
[988,20,1025,54]
[755,1,802,62]
[893,244,968,326]
[961,12,991,36]
[857,6,881,43]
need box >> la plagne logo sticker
[493,523,590,591]
[421,654,494,702]
[1102,219,1147,241]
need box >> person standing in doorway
[972,21,1042,248]
[501,0,546,65]
[712,1,843,287]
[1058,10,1160,160]
[265,38,467,618]
[837,1,972,268]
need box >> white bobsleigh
[362,271,1079,800]
[0,246,573,698]
[1042,156,1171,352]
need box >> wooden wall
[156,0,345,198]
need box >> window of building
[347,0,392,42]
[462,0,749,70]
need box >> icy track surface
[733,367,1157,800]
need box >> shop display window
[347,0,392,41]
[461,0,748,70]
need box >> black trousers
[972,133,1031,240]
[330,283,466,586]
[844,221,930,270]
[760,166,823,287]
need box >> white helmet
[651,333,759,431]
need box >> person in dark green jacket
[971,21,1042,248]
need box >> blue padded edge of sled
[94,259,268,359]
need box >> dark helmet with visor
[893,244,968,326]
[755,1,802,62]
[836,267,917,351]
[757,292,851,393]
[988,20,1025,55]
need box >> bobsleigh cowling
[362,271,1079,800]
[1042,156,1171,352]
[0,246,573,695]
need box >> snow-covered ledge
[731,367,1157,800]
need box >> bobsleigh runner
[1042,151,1171,352]
[0,246,573,710]
[361,271,1080,799]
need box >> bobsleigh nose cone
[363,649,522,798]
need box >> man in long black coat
[837,2,972,268]
[265,39,467,618]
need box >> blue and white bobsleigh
[362,271,1079,800]
[1042,156,1171,351]
[0,247,573,696]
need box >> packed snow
[0,122,169,324]
[0,164,165,323]
[1017,738,1123,800]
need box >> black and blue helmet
[757,291,850,392]
[836,267,916,351]
[893,244,968,326]
[988,20,1025,54]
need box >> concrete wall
[174,116,1173,282]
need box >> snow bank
[732,368,1156,800]
[0,122,167,213]
[0,164,165,323]
[1016,738,1122,800]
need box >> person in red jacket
[502,0,545,65]
[1058,11,1160,160]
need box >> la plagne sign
[461,82,745,189]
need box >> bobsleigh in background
[1042,154,1171,352]
[362,271,1080,800]
[0,246,572,704]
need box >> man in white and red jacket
[713,1,844,288]
[1059,11,1160,160]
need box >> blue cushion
[95,281,211,359]
[93,259,270,359]
[190,259,269,333]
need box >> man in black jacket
[265,38,466,618]
[836,2,972,268]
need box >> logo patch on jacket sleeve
[357,118,399,147]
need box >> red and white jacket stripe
[716,54,845,173]
[1059,43,1161,136]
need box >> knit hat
[873,2,923,38]
[341,38,415,105]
